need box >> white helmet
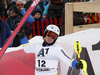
[46,24,60,35]
[43,24,60,46]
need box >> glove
[18,31,25,39]
[76,61,83,69]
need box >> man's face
[45,35,55,44]
[44,31,58,44]
[16,1,24,11]
[34,12,41,19]
[9,11,17,18]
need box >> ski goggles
[47,31,58,39]
[16,3,23,6]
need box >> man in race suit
[22,24,83,75]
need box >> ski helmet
[46,24,60,35]
[43,24,60,46]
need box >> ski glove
[18,31,25,39]
[76,61,83,69]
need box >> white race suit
[23,42,75,75]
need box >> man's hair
[9,5,18,13]
[34,6,42,16]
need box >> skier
[22,24,83,75]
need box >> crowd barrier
[65,1,100,35]
[28,17,62,39]
[0,6,100,38]
[85,13,99,24]
[0,16,62,39]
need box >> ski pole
[74,41,82,61]
[74,41,88,75]
[0,0,40,59]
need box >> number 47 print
[0,0,40,59]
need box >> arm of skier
[22,43,37,54]
[21,8,35,23]
[56,48,83,69]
